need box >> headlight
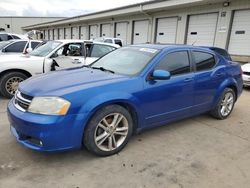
[28,97,71,115]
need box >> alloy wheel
[94,113,129,152]
[220,92,234,117]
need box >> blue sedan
[7,44,243,156]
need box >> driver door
[141,50,195,127]
[53,43,85,70]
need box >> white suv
[0,40,119,98]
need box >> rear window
[193,51,216,71]
[210,48,232,61]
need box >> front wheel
[0,72,28,99]
[84,105,133,156]
[210,88,236,120]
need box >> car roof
[130,44,215,51]
[54,39,120,48]
[8,39,42,42]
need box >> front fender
[78,91,144,130]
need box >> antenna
[192,40,197,46]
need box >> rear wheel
[0,72,28,99]
[84,105,133,156]
[210,88,236,120]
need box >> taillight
[240,67,243,76]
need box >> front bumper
[243,74,250,86]
[7,99,86,152]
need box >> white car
[0,40,41,55]
[0,40,119,98]
[0,33,28,41]
[94,37,124,46]
[241,63,250,87]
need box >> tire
[0,72,28,99]
[84,105,133,156]
[210,88,236,120]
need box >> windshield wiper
[91,66,115,74]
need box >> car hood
[0,54,44,62]
[19,67,128,96]
[242,63,250,72]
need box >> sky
[0,0,150,17]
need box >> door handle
[184,78,194,82]
[72,59,81,64]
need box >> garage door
[186,13,218,46]
[43,30,48,40]
[59,28,64,39]
[101,24,111,37]
[53,29,58,40]
[48,29,53,40]
[156,17,178,44]
[72,27,79,39]
[133,20,149,44]
[80,26,87,40]
[115,22,128,45]
[89,25,98,39]
[228,10,250,56]
[65,28,71,39]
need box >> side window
[4,41,27,52]
[115,39,122,46]
[89,44,116,58]
[11,35,20,39]
[7,35,13,40]
[31,42,40,49]
[155,51,190,76]
[192,51,216,71]
[56,43,83,57]
[104,39,113,43]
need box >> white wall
[0,17,64,34]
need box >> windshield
[91,47,159,76]
[0,41,12,50]
[30,41,62,57]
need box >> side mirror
[151,70,171,80]
[26,48,33,53]
[51,52,58,58]
[2,48,6,52]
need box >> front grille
[14,90,33,112]
[243,72,250,76]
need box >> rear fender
[212,78,238,108]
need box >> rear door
[3,41,27,53]
[85,44,117,65]
[191,50,225,113]
[142,50,195,127]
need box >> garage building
[22,0,250,62]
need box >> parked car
[0,40,119,98]
[7,44,243,156]
[0,33,27,41]
[0,40,41,55]
[241,62,250,87]
[94,37,124,46]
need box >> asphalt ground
[0,89,250,188]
